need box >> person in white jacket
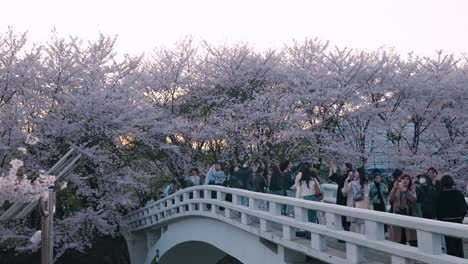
[295,163,323,224]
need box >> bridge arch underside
[159,241,232,264]
[147,217,294,264]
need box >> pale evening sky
[2,0,468,57]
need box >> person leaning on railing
[436,175,468,258]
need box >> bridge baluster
[241,212,252,225]
[224,208,235,218]
[325,212,343,231]
[310,233,327,251]
[269,202,281,216]
[248,197,259,210]
[364,220,385,241]
[182,193,190,213]
[216,191,223,201]
[346,243,364,264]
[417,230,442,255]
[283,225,295,240]
[204,190,210,200]
[294,206,307,222]
[232,194,239,205]
[260,218,272,232]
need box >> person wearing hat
[415,173,437,219]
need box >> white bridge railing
[123,185,468,264]
[321,184,468,224]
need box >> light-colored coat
[295,172,318,198]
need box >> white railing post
[283,225,295,240]
[232,194,239,205]
[260,218,272,232]
[346,243,364,264]
[249,197,259,210]
[182,192,190,213]
[294,206,308,222]
[188,191,196,211]
[183,192,189,200]
[269,202,281,216]
[241,212,252,225]
[365,220,385,241]
[201,189,210,211]
[204,189,210,199]
[310,233,327,251]
[417,230,442,255]
[225,207,235,218]
[325,212,343,231]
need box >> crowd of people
[161,160,467,258]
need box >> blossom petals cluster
[0,159,55,205]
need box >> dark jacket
[436,188,467,223]
[330,172,351,206]
[253,174,267,193]
[232,168,252,190]
[269,171,282,191]
[281,164,301,193]
[416,184,437,219]
[282,170,295,193]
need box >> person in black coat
[253,166,267,193]
[436,175,468,258]
[269,164,283,195]
[329,162,353,232]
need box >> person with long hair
[352,168,370,209]
[295,163,323,239]
[295,162,322,224]
[388,174,417,246]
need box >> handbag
[313,178,324,201]
[352,182,364,201]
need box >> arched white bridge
[122,185,468,264]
